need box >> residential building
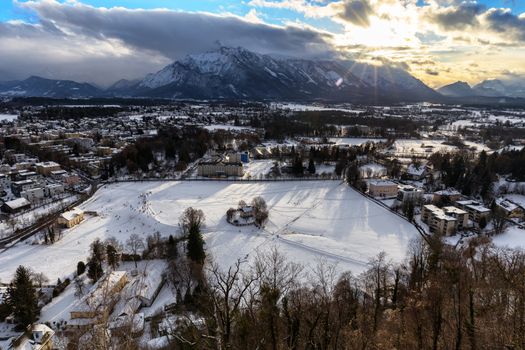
[442,206,469,230]
[456,200,491,223]
[405,163,427,180]
[35,161,61,176]
[11,179,37,197]
[368,180,398,198]
[198,161,243,177]
[57,207,85,228]
[421,204,457,235]
[8,324,55,350]
[21,187,45,202]
[433,188,462,204]
[397,185,424,203]
[2,197,31,213]
[495,198,525,219]
[69,271,128,326]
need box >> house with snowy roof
[57,207,84,228]
[7,324,55,350]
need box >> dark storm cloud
[337,0,374,27]
[483,8,525,41]
[427,2,485,30]
[0,0,334,84]
[18,0,334,59]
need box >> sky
[0,0,524,88]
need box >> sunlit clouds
[0,0,523,87]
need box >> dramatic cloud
[0,0,524,88]
[483,8,525,41]
[337,0,374,27]
[0,0,334,85]
[425,2,485,30]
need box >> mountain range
[438,80,525,99]
[0,47,523,104]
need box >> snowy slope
[0,181,421,282]
[136,46,440,102]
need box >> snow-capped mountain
[0,76,102,98]
[437,81,476,97]
[134,46,439,102]
[473,79,525,98]
[438,79,525,99]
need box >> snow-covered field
[387,139,489,156]
[0,181,422,282]
[0,114,17,122]
[329,138,386,146]
[242,160,275,178]
[492,226,525,249]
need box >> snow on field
[271,103,365,114]
[203,124,255,131]
[388,139,489,156]
[0,181,421,282]
[329,138,386,146]
[492,226,525,250]
[242,160,275,178]
[0,114,17,122]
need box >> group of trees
[429,148,525,202]
[161,236,525,350]
[110,126,212,176]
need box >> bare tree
[491,208,508,235]
[251,196,269,227]
[31,271,49,289]
[179,207,205,235]
[126,234,144,268]
[207,259,259,350]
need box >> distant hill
[0,76,102,98]
[437,81,476,97]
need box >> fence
[104,175,342,184]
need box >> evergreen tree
[106,244,119,270]
[307,158,316,174]
[187,227,206,264]
[167,235,179,259]
[87,239,105,282]
[292,155,304,176]
[6,266,38,326]
[76,261,86,276]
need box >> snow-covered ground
[0,181,421,282]
[328,138,386,146]
[387,139,489,156]
[492,226,525,249]
[242,160,276,179]
[271,103,365,114]
[0,114,17,122]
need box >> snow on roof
[502,194,525,210]
[434,188,461,196]
[60,207,83,221]
[496,198,519,212]
[368,180,397,187]
[456,200,491,213]
[4,197,30,209]
[35,161,59,168]
[407,163,426,176]
[72,271,127,313]
[129,261,166,302]
[443,206,468,215]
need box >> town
[0,100,524,349]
